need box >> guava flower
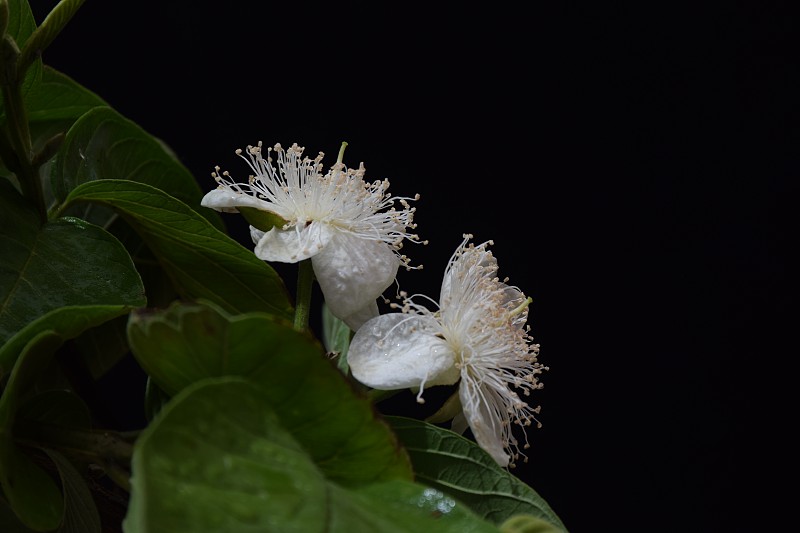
[201,142,424,330]
[348,234,547,467]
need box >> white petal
[312,232,399,322]
[250,226,264,246]
[339,299,380,332]
[253,222,333,263]
[200,189,272,213]
[451,412,469,435]
[458,377,510,467]
[349,314,459,390]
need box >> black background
[30,1,795,532]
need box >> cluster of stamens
[211,142,428,268]
[391,234,547,467]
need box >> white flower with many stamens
[201,142,425,330]
[348,234,547,467]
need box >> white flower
[348,234,547,467]
[201,142,424,330]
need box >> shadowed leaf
[64,180,293,319]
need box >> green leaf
[0,66,107,190]
[69,314,130,380]
[0,304,138,379]
[499,514,565,533]
[52,105,223,230]
[22,65,107,210]
[42,448,101,533]
[64,180,293,319]
[23,66,106,123]
[386,417,568,531]
[0,181,145,351]
[3,0,36,49]
[0,0,43,123]
[0,330,64,531]
[341,481,500,532]
[16,0,86,75]
[105,223,181,312]
[127,300,410,485]
[124,377,499,533]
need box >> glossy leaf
[52,105,222,230]
[23,66,106,123]
[64,180,293,319]
[20,66,108,167]
[341,480,499,532]
[0,181,145,351]
[127,300,410,486]
[387,417,568,531]
[124,377,499,533]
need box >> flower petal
[250,226,265,246]
[349,313,459,390]
[339,299,380,332]
[312,231,399,325]
[252,222,333,263]
[451,412,469,435]
[200,189,273,214]
[458,376,510,467]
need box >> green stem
[294,258,315,331]
[2,69,31,156]
[1,33,44,221]
[98,459,132,492]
